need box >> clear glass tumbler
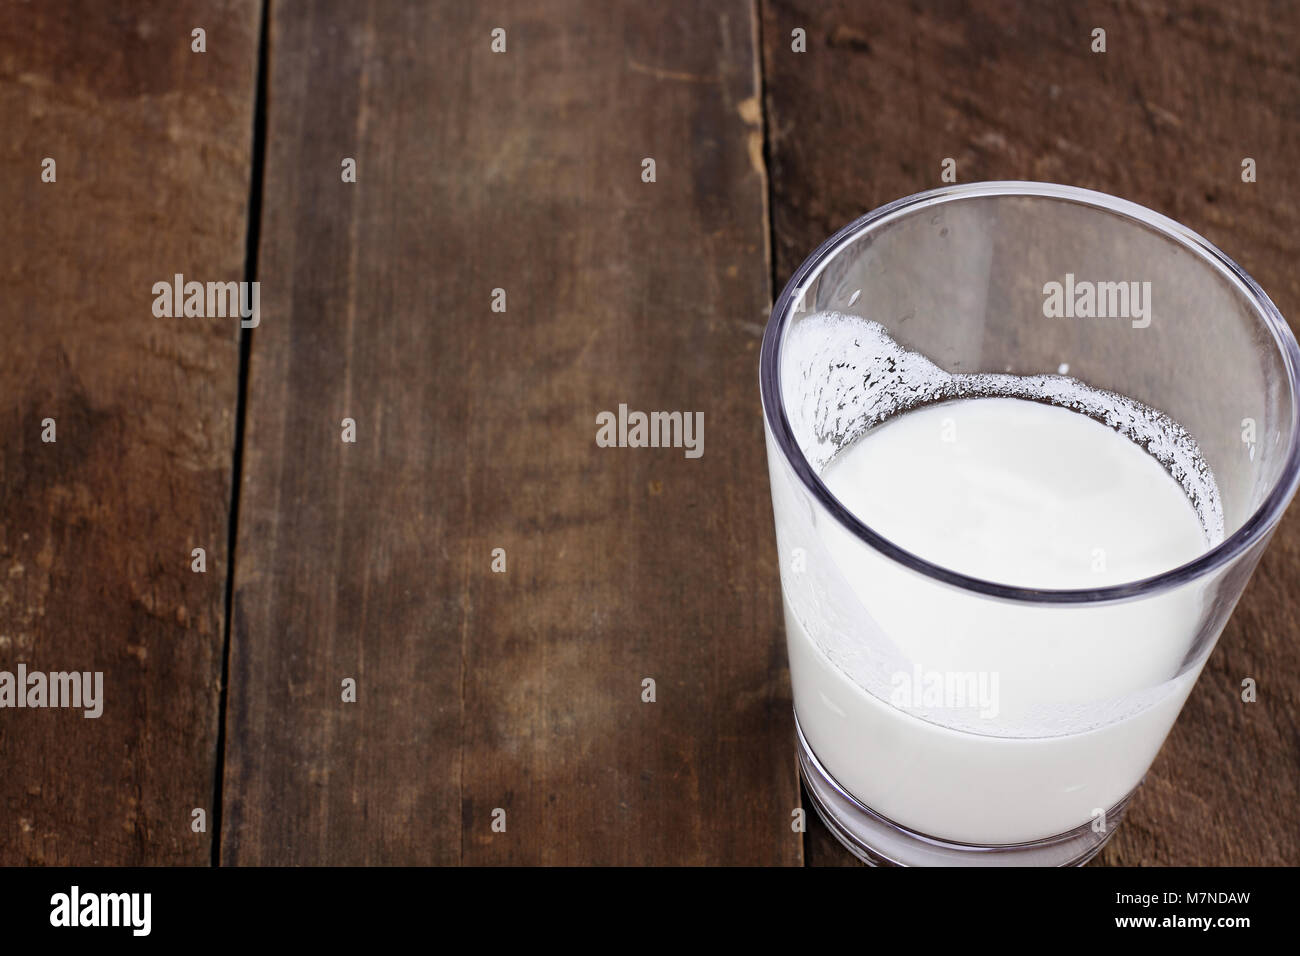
[760,182,1300,866]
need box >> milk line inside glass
[774,310,1226,846]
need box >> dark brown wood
[13,0,1294,870]
[221,0,799,865]
[0,1,259,863]
[761,0,1300,866]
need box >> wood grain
[221,0,799,865]
[11,0,1291,869]
[0,0,259,863]
[760,0,1300,866]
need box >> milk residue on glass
[782,310,1225,550]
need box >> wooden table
[2,0,1296,866]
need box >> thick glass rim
[760,181,1300,605]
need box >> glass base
[795,712,1133,866]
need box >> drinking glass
[760,182,1300,866]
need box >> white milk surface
[785,395,1216,845]
[823,399,1208,589]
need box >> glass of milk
[760,182,1300,866]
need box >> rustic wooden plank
[222,0,797,864]
[761,0,1300,865]
[0,1,260,863]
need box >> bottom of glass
[795,711,1134,867]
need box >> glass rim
[760,180,1300,605]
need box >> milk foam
[783,311,1224,545]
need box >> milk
[773,313,1224,846]
[822,399,1207,590]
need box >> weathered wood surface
[7,0,1297,868]
[0,1,260,863]
[761,0,1300,866]
[220,0,799,864]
